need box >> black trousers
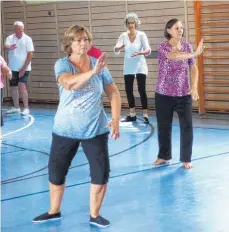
[155,92,193,162]
[124,73,148,110]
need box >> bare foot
[153,158,171,165]
[183,162,194,169]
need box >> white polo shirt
[5,33,34,71]
[114,31,151,75]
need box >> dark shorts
[48,132,110,185]
[9,71,30,86]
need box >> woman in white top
[114,12,151,123]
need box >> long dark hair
[164,18,184,40]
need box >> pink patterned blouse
[155,41,196,96]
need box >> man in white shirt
[4,21,34,115]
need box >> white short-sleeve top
[5,33,34,71]
[114,31,151,75]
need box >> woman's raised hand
[93,53,108,75]
[195,39,205,56]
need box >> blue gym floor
[1,104,229,232]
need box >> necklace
[128,31,137,43]
[129,32,137,37]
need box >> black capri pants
[48,132,110,185]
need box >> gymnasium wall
[2,0,197,108]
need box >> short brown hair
[61,25,93,55]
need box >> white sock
[143,113,148,118]
[130,112,136,117]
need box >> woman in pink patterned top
[153,19,204,169]
[0,55,12,127]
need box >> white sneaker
[21,109,30,115]
[6,107,20,114]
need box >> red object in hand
[87,45,102,59]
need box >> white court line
[2,114,35,138]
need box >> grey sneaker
[21,108,30,115]
[32,212,62,223]
[89,215,110,228]
[6,107,20,114]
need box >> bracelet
[112,118,119,122]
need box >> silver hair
[14,21,24,28]
[124,12,141,28]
